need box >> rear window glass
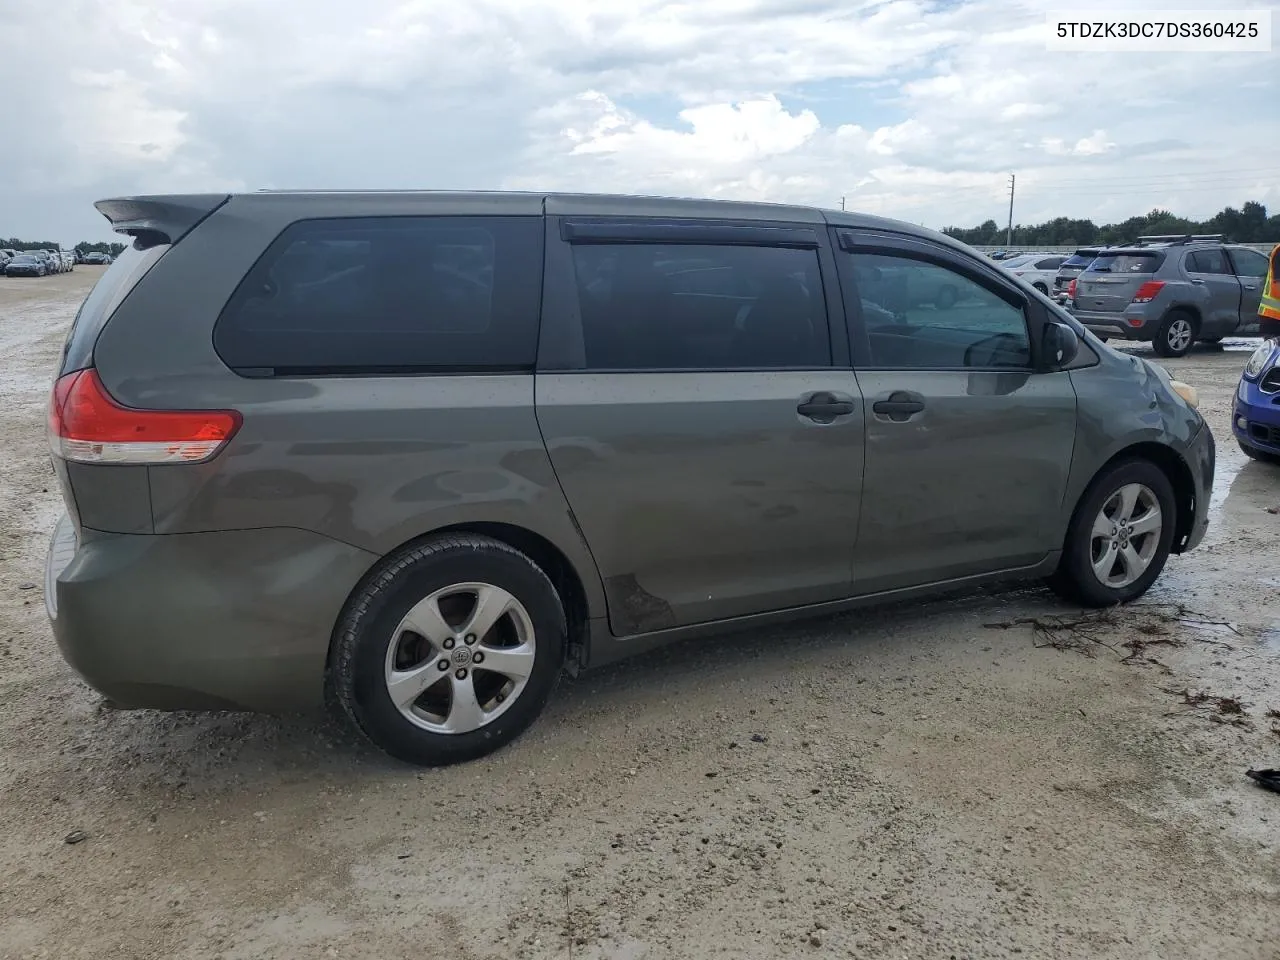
[1062,252,1100,268]
[60,243,170,375]
[1086,252,1163,274]
[213,216,543,374]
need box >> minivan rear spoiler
[94,194,230,250]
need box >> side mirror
[1042,321,1080,369]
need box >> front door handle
[1243,283,1258,290]
[872,391,926,422]
[797,392,856,422]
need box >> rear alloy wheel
[331,534,567,766]
[1153,310,1196,358]
[1048,459,1176,607]
[1033,282,1049,294]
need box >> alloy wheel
[1089,483,1162,589]
[383,582,536,734]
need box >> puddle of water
[1222,337,1264,352]
[1260,626,1280,653]
[1203,448,1248,542]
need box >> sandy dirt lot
[1,269,1278,960]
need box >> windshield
[1086,252,1163,274]
[12,256,37,263]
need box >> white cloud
[0,0,1276,242]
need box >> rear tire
[1047,459,1177,607]
[1152,310,1196,358]
[1033,282,1048,294]
[331,534,567,766]
[1238,440,1280,466]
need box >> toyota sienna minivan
[45,191,1214,766]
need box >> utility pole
[840,195,846,211]
[1006,173,1016,247]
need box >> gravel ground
[1,269,1278,960]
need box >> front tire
[1047,459,1177,607]
[1152,310,1196,358]
[331,534,567,766]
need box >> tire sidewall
[337,543,566,766]
[1154,311,1196,358]
[1063,460,1177,605]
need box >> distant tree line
[943,201,1279,247]
[1,238,127,256]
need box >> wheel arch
[328,521,597,674]
[1080,442,1197,554]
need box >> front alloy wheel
[1048,459,1177,607]
[1088,484,1162,589]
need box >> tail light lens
[1131,281,1165,304]
[48,369,241,465]
[1067,278,1077,299]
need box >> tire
[331,534,567,766]
[1238,440,1280,466]
[1033,282,1048,295]
[935,285,957,310]
[1047,459,1177,607]
[1152,310,1196,358]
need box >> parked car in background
[82,251,112,265]
[1068,236,1268,357]
[1000,253,1067,295]
[0,252,11,273]
[1053,247,1105,302]
[61,251,75,272]
[45,189,1213,767]
[5,254,49,277]
[1235,339,1280,464]
[31,251,56,274]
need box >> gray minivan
[46,191,1214,766]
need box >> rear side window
[1186,249,1230,274]
[60,243,170,375]
[214,216,543,374]
[569,243,830,370]
[1034,257,1066,270]
[1087,252,1163,274]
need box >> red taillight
[1131,280,1165,304]
[48,369,241,465]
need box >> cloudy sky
[2,0,1276,244]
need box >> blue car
[1234,339,1280,464]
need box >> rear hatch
[1074,250,1165,313]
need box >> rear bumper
[46,517,377,713]
[1233,377,1280,454]
[1069,309,1147,340]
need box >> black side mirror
[1042,321,1080,369]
